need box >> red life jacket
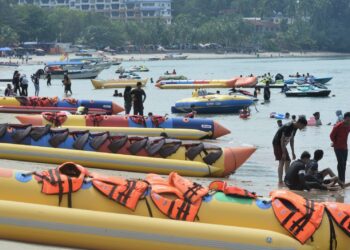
[130,115,146,126]
[63,98,78,105]
[270,190,324,244]
[146,173,208,221]
[91,173,148,211]
[324,202,350,236]
[38,162,90,207]
[150,115,166,127]
[86,114,104,126]
[42,112,68,127]
[209,180,257,198]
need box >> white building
[17,0,172,24]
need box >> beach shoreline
[1,51,350,65]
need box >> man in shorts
[272,116,308,183]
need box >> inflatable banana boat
[0,164,347,249]
[62,125,210,140]
[0,96,124,114]
[155,76,257,89]
[172,94,254,114]
[0,124,255,176]
[16,113,230,139]
[91,78,148,89]
[0,200,311,250]
[0,143,221,176]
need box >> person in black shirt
[123,86,132,115]
[284,151,311,190]
[273,116,308,183]
[130,82,146,115]
[263,80,271,102]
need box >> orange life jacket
[209,180,257,199]
[324,202,350,236]
[91,173,148,211]
[42,112,68,126]
[38,162,90,207]
[146,173,207,221]
[270,190,324,244]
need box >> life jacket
[36,162,90,207]
[63,98,78,105]
[209,180,257,199]
[324,202,350,236]
[42,112,68,127]
[91,173,148,211]
[150,115,166,127]
[270,190,324,244]
[146,173,207,221]
[129,115,146,126]
[87,114,104,126]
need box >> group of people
[5,70,36,97]
[123,82,146,115]
[273,111,350,191]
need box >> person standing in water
[330,112,350,182]
[123,86,132,115]
[19,74,29,96]
[263,80,271,102]
[272,116,308,183]
[46,72,51,86]
[130,82,146,115]
[63,74,72,96]
[32,73,40,96]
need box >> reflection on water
[0,56,349,203]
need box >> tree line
[0,0,349,52]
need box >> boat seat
[186,143,204,160]
[128,138,148,155]
[30,124,51,141]
[158,141,182,158]
[49,130,69,147]
[11,125,32,143]
[203,149,223,165]
[108,136,128,153]
[145,138,165,156]
[73,132,90,150]
[89,132,109,150]
[0,124,8,138]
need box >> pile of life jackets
[26,163,349,245]
[16,97,59,107]
[42,112,68,127]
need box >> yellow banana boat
[91,78,148,89]
[62,125,210,140]
[0,165,348,250]
[0,143,221,177]
[0,200,311,250]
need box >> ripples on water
[1,56,349,202]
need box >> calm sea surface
[1,56,349,205]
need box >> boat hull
[285,90,331,97]
[284,77,332,85]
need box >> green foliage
[0,0,349,52]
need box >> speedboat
[171,94,254,114]
[37,61,103,80]
[285,84,331,97]
[129,65,149,72]
[284,76,332,85]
